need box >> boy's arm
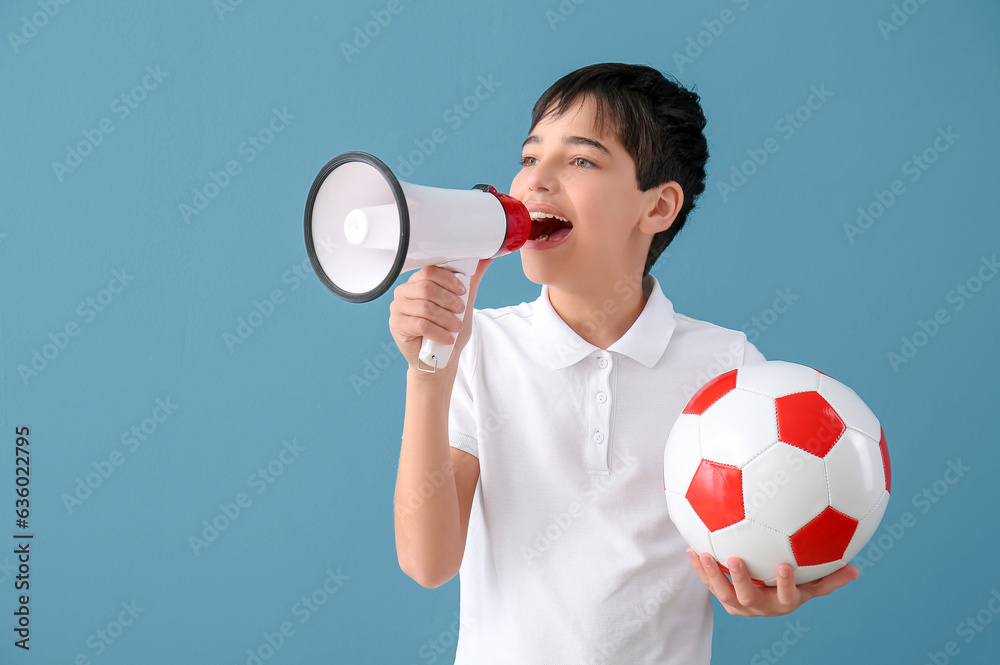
[394,370,481,587]
[390,261,488,588]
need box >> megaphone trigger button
[417,356,439,373]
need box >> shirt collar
[532,276,677,370]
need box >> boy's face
[511,96,663,294]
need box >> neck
[548,269,651,350]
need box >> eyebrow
[521,134,612,156]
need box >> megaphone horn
[304,151,531,371]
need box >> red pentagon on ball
[683,369,737,416]
[879,428,891,492]
[789,506,858,566]
[775,391,845,457]
[685,460,744,532]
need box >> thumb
[453,259,492,353]
[468,258,492,295]
[463,258,492,323]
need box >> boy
[389,63,856,663]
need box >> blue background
[2,0,998,662]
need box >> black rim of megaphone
[304,151,410,303]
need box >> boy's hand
[685,549,859,617]
[389,260,491,373]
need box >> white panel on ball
[742,442,829,533]
[825,429,886,519]
[662,414,703,495]
[699,389,779,467]
[734,360,819,397]
[842,490,890,562]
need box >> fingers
[698,553,738,608]
[688,553,856,617]
[686,549,711,588]
[408,266,469,312]
[773,563,799,607]
[726,558,761,607]
[695,554,795,616]
[390,268,468,346]
[687,550,737,605]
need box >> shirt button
[594,432,605,444]
[598,357,608,369]
[597,392,607,404]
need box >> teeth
[536,234,549,242]
[529,211,568,223]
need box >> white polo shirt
[448,276,765,665]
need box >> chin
[519,250,579,291]
[519,250,555,287]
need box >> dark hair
[529,63,708,274]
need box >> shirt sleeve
[742,338,767,364]
[448,315,480,458]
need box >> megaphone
[304,151,531,371]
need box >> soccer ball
[663,361,890,586]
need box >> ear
[639,181,684,235]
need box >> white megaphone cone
[304,151,531,371]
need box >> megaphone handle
[417,258,479,372]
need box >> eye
[574,157,595,168]
[520,155,537,167]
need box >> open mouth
[529,211,574,242]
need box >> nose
[521,159,558,194]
